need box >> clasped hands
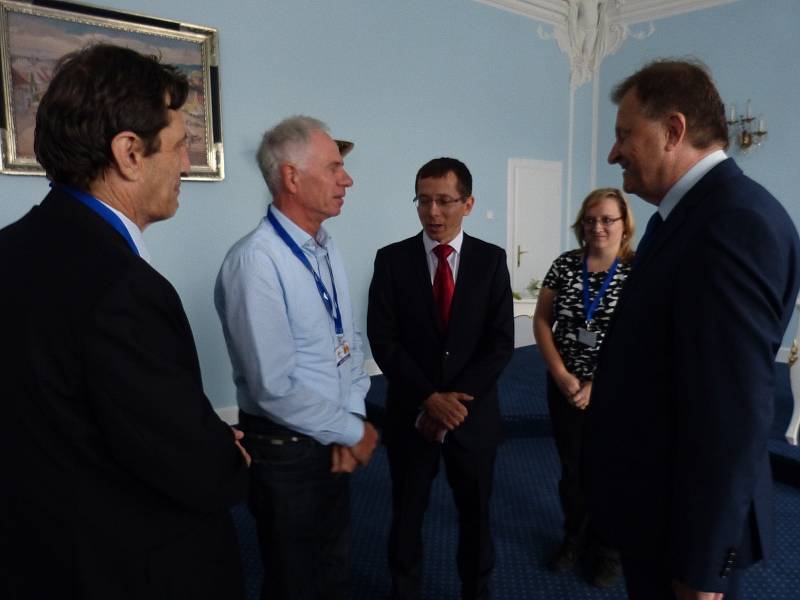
[417,391,474,443]
[331,421,379,474]
[231,422,379,475]
[555,372,592,410]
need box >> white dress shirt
[422,229,464,283]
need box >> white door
[506,159,562,295]
[507,159,563,347]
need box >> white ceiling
[475,0,740,26]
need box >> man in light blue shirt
[215,115,377,600]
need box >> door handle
[517,245,528,267]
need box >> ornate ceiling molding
[475,0,740,88]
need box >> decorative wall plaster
[476,0,739,89]
[537,1,653,89]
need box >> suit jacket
[0,189,249,600]
[585,158,800,591]
[367,232,514,448]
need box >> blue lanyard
[582,255,619,327]
[266,206,344,336]
[56,183,139,256]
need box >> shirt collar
[269,203,330,250]
[422,229,464,255]
[102,202,151,264]
[658,149,727,221]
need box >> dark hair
[415,157,472,197]
[571,188,636,263]
[34,44,189,190]
[611,59,728,150]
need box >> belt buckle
[268,435,303,445]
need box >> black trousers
[547,372,590,539]
[386,433,497,600]
[240,411,351,600]
[547,374,615,556]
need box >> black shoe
[589,553,620,588]
[546,538,580,572]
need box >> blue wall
[597,0,800,230]
[0,0,570,409]
[596,0,800,344]
[2,0,797,409]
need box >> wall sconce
[726,99,767,151]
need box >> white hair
[256,115,329,196]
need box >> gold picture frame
[0,0,224,180]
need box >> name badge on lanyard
[577,327,598,348]
[267,206,350,366]
[335,340,351,366]
[578,255,619,348]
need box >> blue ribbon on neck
[266,205,343,336]
[582,255,619,326]
[55,183,139,257]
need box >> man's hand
[423,392,474,430]
[231,427,251,467]
[672,579,724,600]
[416,411,446,443]
[571,380,592,410]
[331,445,359,473]
[349,421,379,466]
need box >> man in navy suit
[0,45,249,599]
[368,158,514,600]
[585,59,800,600]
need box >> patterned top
[541,250,632,380]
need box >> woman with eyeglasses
[533,188,635,588]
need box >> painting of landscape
[1,3,221,179]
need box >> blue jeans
[241,412,351,600]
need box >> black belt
[238,410,318,446]
[244,432,316,447]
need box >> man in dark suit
[585,60,800,600]
[368,157,514,600]
[0,45,249,600]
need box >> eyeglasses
[582,216,623,228]
[413,195,466,209]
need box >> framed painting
[0,0,224,180]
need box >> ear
[463,195,475,216]
[280,163,301,194]
[664,112,687,150]
[109,131,146,181]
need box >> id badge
[578,327,598,348]
[335,337,351,366]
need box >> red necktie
[433,244,455,327]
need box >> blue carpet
[233,346,800,599]
[233,441,800,599]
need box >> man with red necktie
[368,157,514,600]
